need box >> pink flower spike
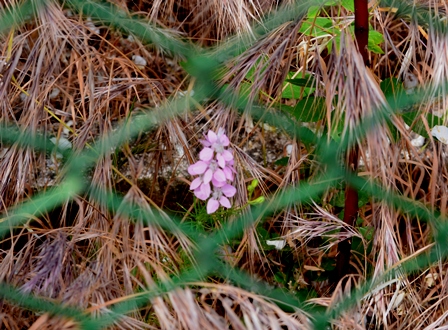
[199,148,214,161]
[207,199,220,214]
[219,196,231,208]
[221,184,236,197]
[188,161,208,175]
[190,177,202,190]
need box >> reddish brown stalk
[334,0,369,282]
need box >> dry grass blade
[151,283,311,329]
[144,0,280,43]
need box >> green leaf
[292,97,327,122]
[379,77,404,142]
[368,30,384,54]
[282,73,315,99]
[359,226,374,241]
[321,257,336,271]
[380,77,402,100]
[347,26,384,55]
[358,189,370,208]
[328,109,345,143]
[274,272,287,285]
[307,5,321,18]
[248,196,265,205]
[299,17,334,37]
[275,156,290,166]
[340,0,355,12]
[286,77,316,88]
[331,190,345,208]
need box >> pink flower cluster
[188,128,236,214]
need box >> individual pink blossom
[194,182,211,200]
[189,175,211,200]
[201,128,230,151]
[206,184,237,214]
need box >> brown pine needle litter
[0,0,448,329]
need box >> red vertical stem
[354,0,369,64]
[334,0,369,282]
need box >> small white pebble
[50,136,72,151]
[411,135,425,147]
[285,144,293,156]
[266,239,286,250]
[132,55,146,69]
